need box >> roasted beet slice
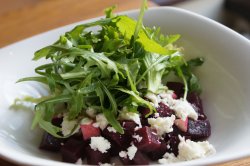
[85,146,111,165]
[39,132,64,152]
[119,150,149,165]
[61,138,86,163]
[187,92,207,120]
[147,142,167,161]
[133,150,149,165]
[166,135,180,156]
[157,102,174,117]
[133,127,161,153]
[80,124,100,140]
[166,82,184,98]
[187,119,211,140]
[102,126,130,148]
[122,120,138,136]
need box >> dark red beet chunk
[138,106,151,118]
[119,150,149,165]
[166,82,184,98]
[122,120,138,136]
[133,127,161,153]
[187,92,207,120]
[157,102,174,117]
[86,146,111,165]
[133,150,149,165]
[102,126,130,149]
[39,132,64,152]
[165,135,180,156]
[147,142,167,161]
[61,139,86,163]
[187,119,211,140]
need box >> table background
[0,0,249,165]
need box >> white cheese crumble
[61,114,79,136]
[158,153,179,164]
[119,107,141,127]
[127,144,138,160]
[178,135,216,161]
[93,113,109,130]
[158,135,216,164]
[90,136,111,153]
[119,144,138,160]
[148,115,176,136]
[86,107,97,118]
[119,151,128,158]
[145,92,159,107]
[158,91,198,120]
[171,99,198,120]
[132,134,143,142]
[107,126,117,133]
[75,158,83,165]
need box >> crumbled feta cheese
[107,126,117,133]
[159,91,176,106]
[93,114,108,130]
[61,114,79,136]
[158,153,179,164]
[178,135,216,161]
[132,134,143,142]
[158,91,198,120]
[119,107,141,127]
[145,93,159,107]
[86,107,97,118]
[90,136,111,153]
[119,151,128,158]
[127,144,138,160]
[154,113,160,117]
[148,115,175,136]
[171,99,198,120]
[75,158,83,165]
[119,144,138,160]
[158,136,216,164]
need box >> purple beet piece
[157,102,174,117]
[138,106,151,118]
[133,127,161,153]
[119,150,149,165]
[61,138,86,163]
[166,82,184,98]
[165,135,180,156]
[86,146,111,165]
[122,120,138,136]
[187,92,207,120]
[132,150,149,165]
[187,119,211,140]
[147,142,167,161]
[102,126,130,149]
[39,132,64,152]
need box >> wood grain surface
[0,0,249,165]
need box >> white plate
[0,7,250,166]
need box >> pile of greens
[17,0,203,137]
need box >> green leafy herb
[16,0,203,136]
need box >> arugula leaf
[16,1,204,138]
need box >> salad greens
[17,0,203,137]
